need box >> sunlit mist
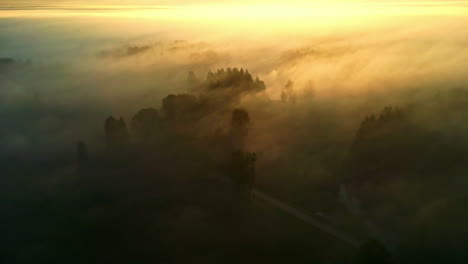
[2,1,468,264]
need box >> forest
[3,57,468,263]
[2,5,468,262]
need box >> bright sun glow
[1,2,468,19]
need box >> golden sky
[2,1,468,20]
[3,0,468,5]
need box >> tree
[161,94,200,122]
[104,116,129,150]
[131,108,161,143]
[204,67,265,93]
[347,106,407,183]
[230,108,250,150]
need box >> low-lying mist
[2,8,468,263]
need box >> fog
[2,5,468,263]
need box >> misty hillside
[2,3,468,263]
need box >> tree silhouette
[346,106,408,184]
[204,67,265,93]
[161,94,200,122]
[230,108,250,150]
[131,108,162,143]
[104,116,129,150]
[353,106,404,147]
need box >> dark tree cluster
[159,67,268,124]
[161,94,204,122]
[105,116,129,150]
[131,108,162,143]
[205,67,266,93]
[157,68,267,127]
[105,108,163,149]
[106,105,257,188]
[345,106,409,183]
[352,106,404,147]
[101,69,260,189]
[230,108,250,150]
[227,108,257,188]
